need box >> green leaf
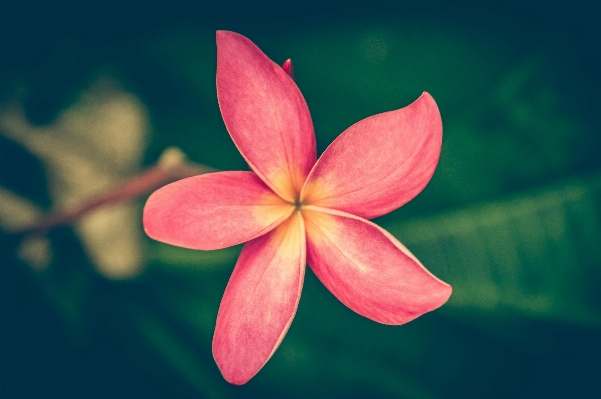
[385,173,601,326]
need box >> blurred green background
[1,1,600,398]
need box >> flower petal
[301,92,442,219]
[303,206,451,325]
[217,31,316,201]
[143,171,292,250]
[213,213,305,385]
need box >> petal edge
[303,206,451,325]
[217,31,316,201]
[143,171,292,250]
[302,92,442,219]
[213,212,306,384]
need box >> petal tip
[212,354,253,386]
[141,192,161,239]
[417,280,452,319]
[414,91,439,112]
[419,90,433,100]
[421,273,453,313]
[216,30,248,50]
[212,337,252,385]
[216,29,236,40]
[439,281,453,305]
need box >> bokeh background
[1,0,600,398]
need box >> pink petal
[217,31,316,201]
[143,171,293,250]
[301,92,442,219]
[213,213,305,385]
[303,206,451,325]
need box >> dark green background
[1,1,600,398]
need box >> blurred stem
[12,147,213,238]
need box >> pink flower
[143,31,452,385]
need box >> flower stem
[12,147,213,238]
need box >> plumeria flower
[143,31,452,385]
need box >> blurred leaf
[0,77,149,278]
[385,172,601,326]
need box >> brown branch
[12,148,214,237]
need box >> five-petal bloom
[143,31,452,385]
